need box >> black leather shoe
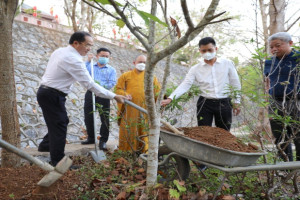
[81,138,95,145]
[99,141,108,151]
[38,145,50,152]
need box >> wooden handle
[160,119,184,135]
[124,100,184,135]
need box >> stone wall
[8,21,192,147]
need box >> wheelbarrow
[148,129,300,199]
[125,100,300,198]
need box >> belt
[40,85,67,97]
[200,96,230,102]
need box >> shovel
[124,100,184,135]
[89,58,106,162]
[0,139,72,187]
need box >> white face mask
[202,52,216,60]
[135,63,146,71]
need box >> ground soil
[0,162,82,200]
[177,126,259,153]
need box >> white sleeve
[169,67,196,100]
[64,58,116,99]
[228,61,241,103]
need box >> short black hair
[97,47,111,55]
[198,37,216,47]
[69,31,91,44]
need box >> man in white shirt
[161,37,241,131]
[37,31,128,167]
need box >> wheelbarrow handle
[124,100,184,135]
[0,139,54,171]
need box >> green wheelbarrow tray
[159,129,267,167]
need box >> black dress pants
[84,91,110,143]
[269,98,300,161]
[196,96,232,131]
[37,87,69,166]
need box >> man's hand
[114,95,130,104]
[126,94,132,101]
[233,103,241,116]
[161,98,172,106]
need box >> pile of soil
[176,126,259,153]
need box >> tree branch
[82,0,120,20]
[155,0,223,62]
[107,0,150,51]
[180,0,194,28]
[156,0,176,107]
[286,15,300,32]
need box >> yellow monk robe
[115,68,161,153]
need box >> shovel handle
[0,139,54,171]
[124,100,184,135]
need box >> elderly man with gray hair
[264,32,300,161]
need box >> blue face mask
[98,57,109,65]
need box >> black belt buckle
[40,85,67,96]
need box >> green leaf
[136,10,150,26]
[138,10,167,27]
[173,180,186,193]
[116,19,125,28]
[169,189,180,199]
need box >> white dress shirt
[41,45,115,99]
[169,58,241,103]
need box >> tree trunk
[259,0,269,49]
[269,0,285,34]
[0,0,21,167]
[71,0,78,32]
[145,0,160,187]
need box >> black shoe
[69,165,81,170]
[38,145,50,152]
[99,141,108,151]
[81,138,95,145]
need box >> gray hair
[268,32,292,43]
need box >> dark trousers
[84,91,110,143]
[37,87,69,166]
[196,96,232,131]
[269,98,300,161]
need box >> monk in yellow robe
[115,55,161,153]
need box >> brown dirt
[178,126,259,153]
[0,163,82,200]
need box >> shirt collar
[67,45,82,57]
[199,57,220,66]
[96,63,109,68]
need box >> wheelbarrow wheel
[158,145,190,182]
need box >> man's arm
[63,56,126,102]
[161,67,196,106]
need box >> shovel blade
[89,150,106,163]
[37,170,62,187]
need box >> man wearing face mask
[162,37,241,130]
[81,48,117,151]
[115,55,161,153]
